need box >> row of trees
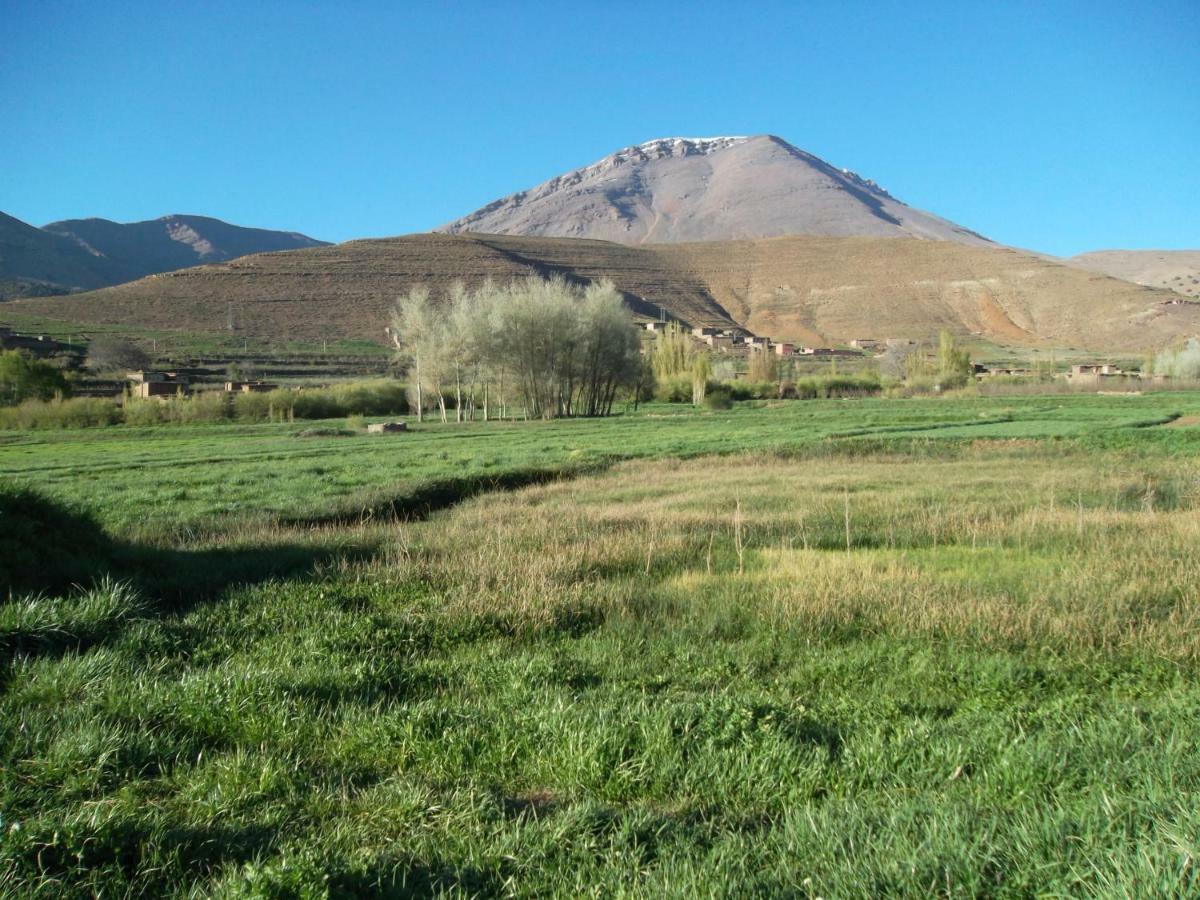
[390,277,644,421]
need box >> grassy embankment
[3,394,1200,895]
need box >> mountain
[8,232,1194,353]
[1066,250,1200,299]
[0,211,129,298]
[0,211,328,299]
[439,135,993,246]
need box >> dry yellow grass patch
[356,446,1200,657]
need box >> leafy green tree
[0,350,70,405]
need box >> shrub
[0,350,70,405]
[122,396,170,426]
[725,380,777,401]
[654,375,693,403]
[0,397,122,430]
[822,374,882,398]
[702,386,734,410]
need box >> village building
[128,370,192,398]
[976,366,1033,379]
[773,342,795,357]
[1066,363,1129,384]
[224,380,277,393]
[849,339,882,351]
[691,326,721,338]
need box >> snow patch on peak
[636,136,749,150]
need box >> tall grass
[0,380,410,429]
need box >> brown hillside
[6,233,1197,352]
[1066,250,1200,299]
[659,236,1200,350]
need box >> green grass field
[3,394,1200,896]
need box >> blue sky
[2,0,1196,256]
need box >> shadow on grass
[5,818,278,894]
[0,485,378,662]
[290,463,601,528]
[326,856,512,898]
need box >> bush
[0,350,70,405]
[702,385,734,409]
[237,381,409,422]
[654,375,693,403]
[726,380,780,401]
[822,374,882,398]
[0,397,122,430]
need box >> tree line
[390,277,644,421]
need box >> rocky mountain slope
[0,212,129,298]
[1066,250,1200,298]
[0,211,327,299]
[8,232,1193,353]
[439,135,993,246]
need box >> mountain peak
[438,134,989,245]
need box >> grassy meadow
[3,393,1200,896]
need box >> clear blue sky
[2,0,1196,256]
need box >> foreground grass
[4,435,1200,895]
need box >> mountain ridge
[0,211,328,299]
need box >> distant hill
[0,211,129,297]
[7,231,1195,353]
[0,211,328,299]
[1066,250,1200,299]
[439,135,993,246]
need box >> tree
[747,349,779,383]
[389,277,642,421]
[879,341,918,379]
[690,353,711,406]
[390,286,436,422]
[650,323,695,379]
[0,350,70,405]
[935,330,973,388]
[1153,338,1200,379]
[86,335,149,373]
